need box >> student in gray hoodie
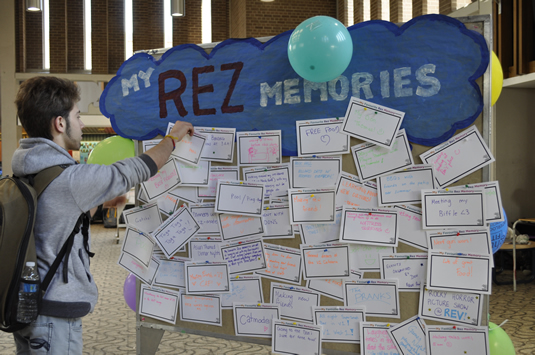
[11,76,193,354]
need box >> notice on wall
[221,275,264,309]
[123,202,163,234]
[168,129,207,166]
[220,239,267,275]
[189,236,223,262]
[427,251,492,294]
[359,322,399,355]
[387,316,427,355]
[296,118,350,157]
[427,228,492,258]
[256,243,302,285]
[450,181,504,223]
[154,191,180,217]
[120,226,155,268]
[141,159,181,201]
[270,283,320,323]
[344,279,400,318]
[175,159,210,187]
[300,243,351,280]
[139,285,179,325]
[335,172,379,208]
[425,325,489,355]
[169,186,201,204]
[151,206,200,259]
[379,253,428,292]
[152,256,190,290]
[377,165,436,207]
[307,270,362,302]
[340,207,399,247]
[214,180,265,217]
[288,188,336,224]
[195,126,236,163]
[185,261,231,294]
[420,126,495,189]
[351,129,414,182]
[189,203,220,236]
[118,254,160,286]
[233,303,280,338]
[243,164,291,198]
[180,294,222,326]
[421,189,486,229]
[197,166,239,199]
[393,205,427,251]
[272,320,323,355]
[313,306,366,344]
[262,204,294,239]
[418,285,484,326]
[349,244,396,272]
[299,206,342,245]
[217,213,264,241]
[342,97,405,149]
[290,156,342,189]
[237,130,282,166]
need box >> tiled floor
[0,224,533,354]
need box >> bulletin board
[125,15,494,355]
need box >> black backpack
[0,166,91,332]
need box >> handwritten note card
[243,165,291,198]
[262,204,293,239]
[427,251,492,294]
[139,285,179,325]
[215,180,264,217]
[313,306,366,343]
[197,166,239,199]
[189,237,223,262]
[233,303,280,338]
[299,206,342,245]
[290,156,342,188]
[189,203,220,236]
[175,160,210,187]
[307,270,362,302]
[221,276,263,309]
[420,126,495,188]
[418,285,484,326]
[379,253,428,292]
[151,206,200,259]
[377,165,436,206]
[427,228,492,256]
[359,322,399,355]
[451,181,504,223]
[169,186,201,204]
[220,239,267,275]
[120,227,155,268]
[153,256,189,290]
[387,316,427,355]
[301,243,351,280]
[123,202,162,234]
[195,126,236,163]
[141,159,181,201]
[296,118,350,156]
[342,97,405,149]
[335,172,379,208]
[270,283,320,323]
[425,326,489,355]
[117,254,160,285]
[217,213,264,241]
[288,188,336,224]
[340,207,399,247]
[170,132,207,166]
[393,205,427,251]
[185,262,230,294]
[272,320,323,355]
[421,189,486,229]
[256,243,302,285]
[344,279,400,318]
[349,244,396,272]
[237,130,282,166]
[155,192,180,217]
[351,129,414,182]
[180,294,222,326]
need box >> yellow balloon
[491,51,503,106]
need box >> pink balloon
[123,273,137,312]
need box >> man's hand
[169,121,194,141]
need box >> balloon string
[489,319,508,331]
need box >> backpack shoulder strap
[32,165,68,197]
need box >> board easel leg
[137,325,165,355]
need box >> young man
[11,76,193,354]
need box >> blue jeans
[13,315,83,355]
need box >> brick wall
[15,0,25,72]
[354,0,371,24]
[108,0,125,73]
[67,0,84,71]
[229,0,246,38]
[91,0,108,74]
[133,0,164,52]
[49,0,67,73]
[212,0,229,43]
[173,0,202,45]
[26,10,44,70]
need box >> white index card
[188,237,223,262]
[220,239,267,275]
[217,213,264,241]
[185,261,230,294]
[335,172,379,209]
[300,243,351,280]
[188,203,220,236]
[122,202,163,234]
[237,130,282,166]
[340,207,399,247]
[262,204,293,239]
[393,205,428,251]
[344,279,400,318]
[221,275,264,309]
[256,243,302,285]
[139,285,179,325]
[272,320,322,355]
[377,165,436,206]
[195,126,236,163]
[306,270,362,302]
[342,97,405,149]
[425,325,489,355]
[420,126,495,189]
[359,322,398,355]
[153,256,190,290]
[175,159,210,187]
[120,226,155,268]
[141,159,181,201]
[313,306,366,343]
[117,254,160,285]
[421,189,486,229]
[214,180,265,217]
[296,118,350,156]
[290,156,342,188]
[243,164,291,198]
[349,244,396,272]
[351,129,413,182]
[388,316,427,355]
[170,131,207,166]
[288,188,336,224]
[450,181,504,223]
[180,294,222,326]
[299,206,343,244]
[233,303,280,338]
[379,253,428,292]
[197,166,240,199]
[270,283,320,323]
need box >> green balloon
[87,136,135,165]
[488,322,515,355]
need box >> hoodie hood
[12,138,76,176]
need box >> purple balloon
[490,208,508,254]
[123,273,137,312]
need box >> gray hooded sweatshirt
[12,138,157,318]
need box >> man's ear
[52,115,67,134]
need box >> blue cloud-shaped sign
[100,14,488,156]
